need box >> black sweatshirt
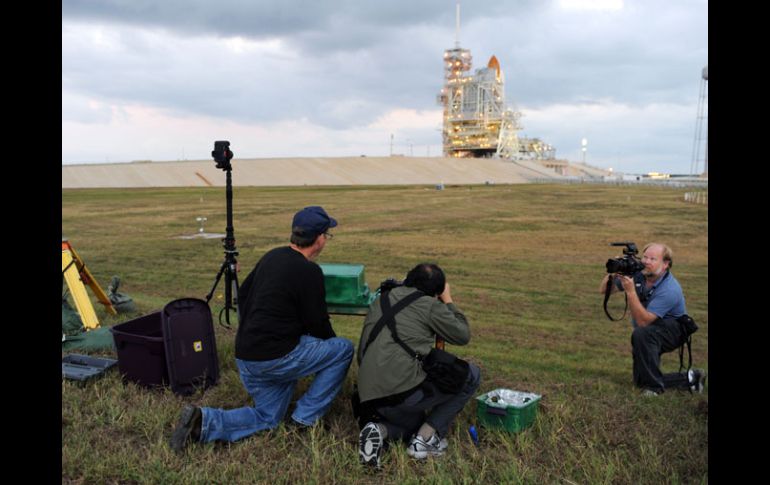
[235,246,336,361]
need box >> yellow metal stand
[62,239,116,329]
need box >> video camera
[605,242,645,276]
[212,141,234,170]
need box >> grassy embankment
[62,183,708,484]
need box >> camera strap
[676,314,697,374]
[603,277,628,321]
[361,290,425,358]
[678,334,693,374]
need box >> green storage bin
[319,263,375,315]
[476,389,541,433]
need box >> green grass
[62,183,708,484]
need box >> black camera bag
[677,314,698,339]
[421,347,470,394]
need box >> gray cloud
[62,1,538,41]
[62,0,708,173]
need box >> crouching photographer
[600,242,706,396]
[353,263,480,469]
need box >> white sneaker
[359,422,385,468]
[406,433,445,459]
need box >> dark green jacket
[356,285,470,403]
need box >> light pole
[581,138,588,164]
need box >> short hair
[403,263,446,297]
[290,227,318,248]
[643,242,673,268]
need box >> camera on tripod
[206,140,239,328]
[605,242,645,276]
[212,141,233,170]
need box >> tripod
[205,141,240,328]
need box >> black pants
[375,363,481,442]
[631,318,689,392]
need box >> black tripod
[205,141,240,328]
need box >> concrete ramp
[62,156,566,189]
[566,162,613,178]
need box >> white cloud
[61,102,445,163]
[521,100,698,173]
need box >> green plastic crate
[476,389,541,433]
[319,263,375,315]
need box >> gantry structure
[437,3,555,160]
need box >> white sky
[62,0,708,174]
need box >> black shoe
[169,405,202,452]
[286,418,311,433]
[359,422,385,469]
[286,417,331,433]
[688,369,707,393]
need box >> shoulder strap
[381,292,423,360]
[361,290,424,358]
[678,334,693,374]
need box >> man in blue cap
[170,206,354,451]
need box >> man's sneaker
[688,369,707,393]
[359,422,385,469]
[169,405,202,452]
[641,388,661,397]
[438,437,448,452]
[406,432,445,459]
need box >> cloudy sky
[62,0,708,174]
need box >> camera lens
[606,259,621,273]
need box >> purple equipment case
[110,298,219,395]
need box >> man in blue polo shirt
[599,242,706,396]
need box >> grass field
[62,183,708,484]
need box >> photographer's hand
[438,283,453,304]
[619,275,657,327]
[618,275,635,293]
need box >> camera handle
[205,166,241,329]
[603,276,629,321]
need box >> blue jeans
[199,335,354,443]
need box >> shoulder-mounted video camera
[212,140,234,170]
[605,242,645,276]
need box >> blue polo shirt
[616,271,687,328]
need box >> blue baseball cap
[291,206,338,238]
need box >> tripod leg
[223,261,241,326]
[231,266,241,321]
[206,260,228,303]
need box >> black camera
[212,140,234,170]
[378,277,403,294]
[605,242,645,275]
